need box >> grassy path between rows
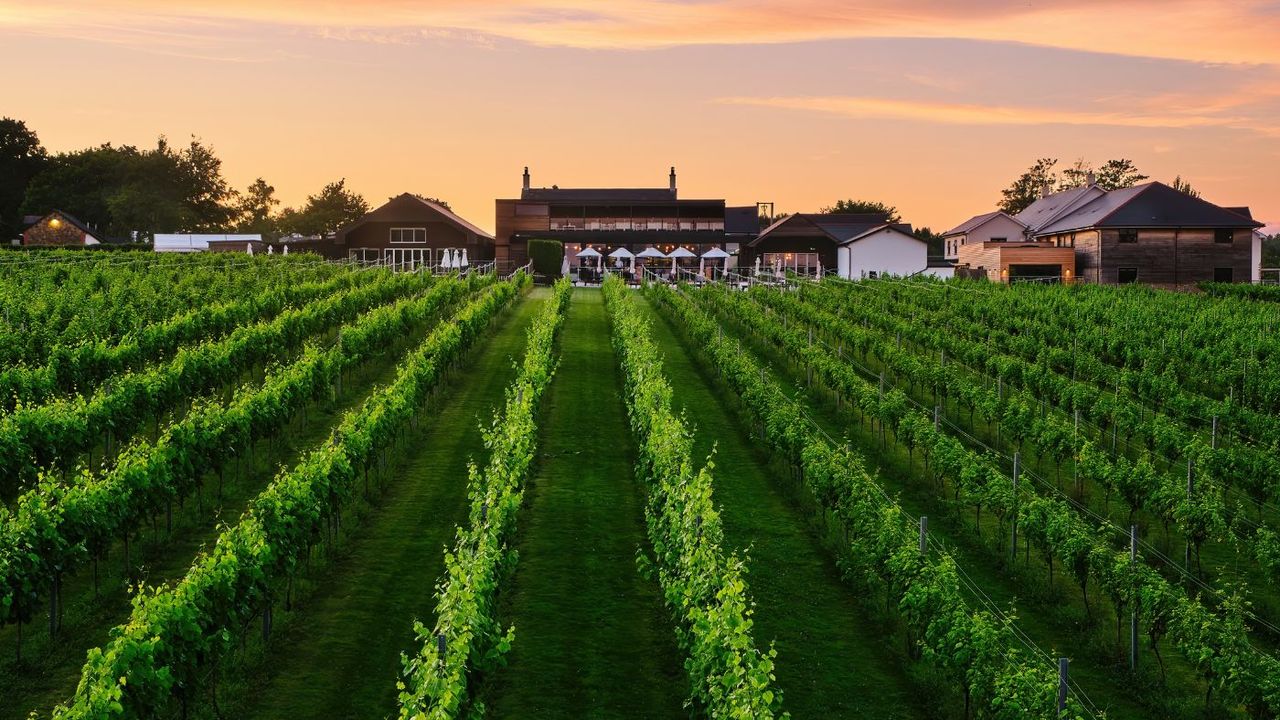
[0,310,432,720]
[228,290,547,720]
[710,295,1176,720]
[637,295,927,720]
[484,289,685,719]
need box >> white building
[746,212,932,280]
[940,211,1029,260]
[154,233,263,253]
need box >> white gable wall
[945,214,1026,259]
[839,228,926,279]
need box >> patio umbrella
[754,256,761,274]
[629,255,636,274]
[246,242,253,256]
[702,247,730,279]
[267,244,274,255]
[443,249,455,269]
[460,249,469,267]
[576,247,602,258]
[560,253,570,276]
[668,246,695,275]
[597,254,603,273]
[608,247,633,274]
[698,257,705,277]
[282,244,289,256]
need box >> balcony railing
[548,219,725,232]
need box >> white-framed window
[390,228,426,244]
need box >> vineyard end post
[1010,452,1020,562]
[1057,657,1069,716]
[919,516,928,555]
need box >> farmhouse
[946,181,1263,283]
[494,167,755,271]
[21,211,114,247]
[745,213,929,279]
[336,193,494,269]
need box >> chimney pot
[522,166,530,191]
[669,166,677,193]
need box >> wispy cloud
[714,94,1280,136]
[4,0,1280,65]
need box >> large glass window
[762,252,820,275]
[1118,229,1138,244]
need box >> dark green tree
[1057,158,1093,191]
[1170,175,1200,198]
[0,118,48,241]
[819,199,901,222]
[914,227,944,257]
[999,158,1058,214]
[413,194,451,210]
[21,137,236,240]
[279,179,369,237]
[234,178,280,237]
[1094,159,1148,190]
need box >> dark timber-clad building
[494,167,758,270]
[335,193,494,269]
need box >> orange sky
[2,0,1278,233]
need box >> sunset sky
[2,0,1278,233]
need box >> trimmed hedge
[527,238,564,280]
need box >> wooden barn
[335,193,494,269]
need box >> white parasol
[246,242,254,256]
[560,252,570,277]
[282,244,289,256]
[460,249,469,267]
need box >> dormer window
[1118,229,1138,244]
[1215,229,1234,244]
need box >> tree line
[0,118,377,243]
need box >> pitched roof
[750,212,894,247]
[837,223,922,246]
[1034,182,1264,235]
[942,210,1025,237]
[336,193,493,241]
[26,210,119,243]
[1014,184,1106,233]
[520,187,676,202]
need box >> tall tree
[914,226,944,257]
[819,199,901,223]
[1094,158,1148,190]
[412,194,451,210]
[1057,158,1093,192]
[21,137,237,240]
[235,178,281,237]
[999,158,1059,214]
[1170,175,1200,198]
[0,118,48,241]
[279,179,369,237]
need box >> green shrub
[527,238,564,280]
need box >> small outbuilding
[22,211,112,247]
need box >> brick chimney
[669,166,676,194]
[522,166,530,191]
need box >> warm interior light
[48,218,62,229]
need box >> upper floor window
[391,228,426,244]
[990,237,1007,243]
[1215,229,1234,244]
[1118,229,1138,244]
[515,203,548,216]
